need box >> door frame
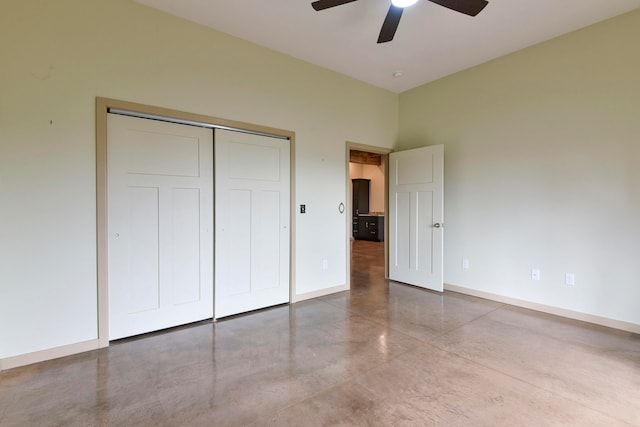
[345,142,392,288]
[96,97,296,348]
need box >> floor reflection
[1,240,638,425]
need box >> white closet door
[214,129,290,318]
[389,145,444,292]
[108,114,213,340]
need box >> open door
[389,145,444,291]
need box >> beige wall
[3,0,638,364]
[398,10,640,326]
[0,0,398,360]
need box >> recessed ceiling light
[391,0,419,8]
[392,71,404,78]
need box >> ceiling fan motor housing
[311,0,489,43]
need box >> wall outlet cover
[565,273,575,286]
[531,268,541,281]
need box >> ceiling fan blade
[428,0,489,16]
[311,0,359,12]
[377,5,403,44]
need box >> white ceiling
[134,0,639,93]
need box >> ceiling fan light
[391,0,418,8]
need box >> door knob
[433,223,442,228]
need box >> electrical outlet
[462,259,469,269]
[565,273,575,286]
[531,268,541,281]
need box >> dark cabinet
[352,179,370,216]
[352,217,360,239]
[351,178,384,241]
[355,215,384,242]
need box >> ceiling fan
[311,0,489,43]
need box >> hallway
[1,241,638,426]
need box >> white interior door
[107,114,214,340]
[214,129,290,318]
[389,145,444,291]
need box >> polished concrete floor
[1,240,639,426]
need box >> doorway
[346,144,391,290]
[346,142,445,295]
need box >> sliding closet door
[214,129,290,318]
[107,114,214,340]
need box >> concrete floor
[1,240,639,426]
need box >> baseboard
[444,284,640,334]
[292,283,349,303]
[0,339,101,372]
